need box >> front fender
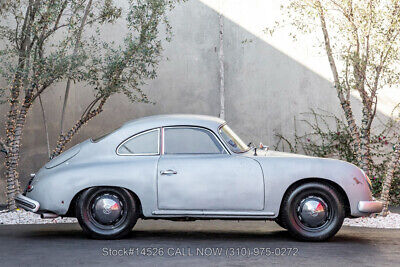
[254,156,372,217]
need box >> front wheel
[280,182,345,241]
[76,187,139,239]
[275,216,287,229]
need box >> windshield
[219,125,250,153]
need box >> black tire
[76,187,139,239]
[280,182,345,241]
[275,216,287,229]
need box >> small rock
[0,209,77,225]
[343,212,400,229]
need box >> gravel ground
[0,209,77,225]
[343,211,400,229]
[1,209,399,228]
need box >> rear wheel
[76,187,138,239]
[280,182,345,241]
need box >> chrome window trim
[218,123,250,154]
[116,128,160,156]
[162,126,230,155]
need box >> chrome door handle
[160,169,177,175]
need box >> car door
[157,126,264,211]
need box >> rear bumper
[358,200,383,213]
[15,194,40,212]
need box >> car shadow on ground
[12,222,376,246]
[126,228,375,246]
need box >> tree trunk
[218,13,225,120]
[5,84,35,210]
[51,97,108,158]
[4,73,25,210]
[316,1,361,160]
[38,94,51,158]
[4,152,20,210]
[5,119,26,210]
[380,145,400,216]
[3,0,40,210]
[360,106,372,176]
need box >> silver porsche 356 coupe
[16,114,382,241]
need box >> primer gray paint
[23,114,376,219]
[0,0,375,204]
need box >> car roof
[121,114,226,131]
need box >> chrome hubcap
[297,196,329,228]
[91,193,123,225]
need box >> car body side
[25,115,373,219]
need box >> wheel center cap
[93,194,122,225]
[299,197,328,228]
[103,202,119,215]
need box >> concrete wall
[0,0,391,204]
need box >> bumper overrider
[358,200,383,213]
[15,194,40,213]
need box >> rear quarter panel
[27,142,159,216]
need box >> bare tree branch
[60,0,93,135]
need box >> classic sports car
[16,114,382,241]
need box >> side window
[164,127,226,154]
[117,129,159,155]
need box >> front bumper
[15,194,40,212]
[358,200,383,213]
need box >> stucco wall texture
[0,0,369,204]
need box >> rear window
[117,129,160,155]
